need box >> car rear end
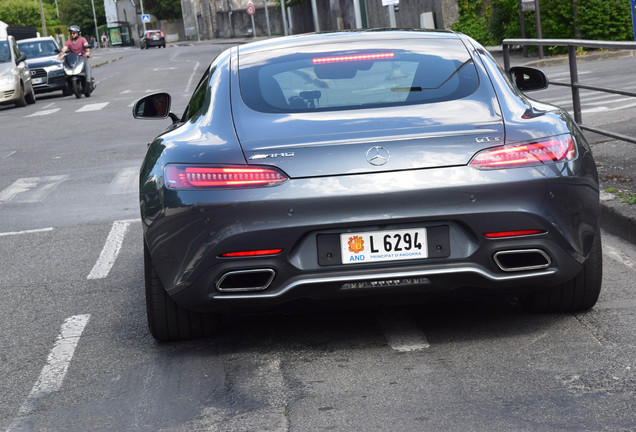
[144,31,166,48]
[142,32,599,316]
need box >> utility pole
[38,0,47,36]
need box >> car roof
[237,29,462,55]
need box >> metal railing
[502,38,636,144]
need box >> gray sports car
[133,30,601,342]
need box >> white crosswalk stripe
[0,175,70,204]
[75,102,109,112]
[106,167,138,195]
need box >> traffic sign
[142,14,150,23]
[246,1,255,15]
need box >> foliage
[460,0,635,46]
[57,0,105,38]
[451,0,497,46]
[577,0,632,41]
[0,0,44,27]
[143,0,182,20]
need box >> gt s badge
[475,136,502,143]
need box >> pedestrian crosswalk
[24,102,110,117]
[0,169,136,205]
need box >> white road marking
[185,61,201,94]
[87,219,137,279]
[7,315,90,430]
[0,227,54,237]
[604,244,636,271]
[106,167,138,195]
[0,150,16,159]
[75,102,109,112]
[25,108,61,117]
[377,310,430,352]
[0,175,69,204]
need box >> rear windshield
[238,38,479,113]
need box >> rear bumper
[142,157,600,314]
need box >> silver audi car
[133,30,602,342]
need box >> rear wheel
[84,80,92,97]
[144,243,220,342]
[522,230,602,313]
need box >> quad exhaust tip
[493,249,551,272]
[216,269,276,292]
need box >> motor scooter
[62,53,95,98]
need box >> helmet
[69,25,81,34]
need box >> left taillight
[165,165,288,189]
[470,135,576,170]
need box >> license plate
[32,77,44,84]
[340,228,428,264]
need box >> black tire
[144,243,220,342]
[26,86,36,104]
[84,80,92,97]
[62,86,72,96]
[72,80,82,98]
[522,230,602,313]
[15,84,27,107]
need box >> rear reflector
[220,249,283,257]
[312,52,395,64]
[470,135,576,169]
[165,165,288,189]
[484,230,545,238]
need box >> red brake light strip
[312,52,395,64]
[484,230,545,238]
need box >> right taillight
[470,135,576,169]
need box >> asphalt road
[0,42,635,431]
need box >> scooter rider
[59,25,92,85]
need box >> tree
[0,0,43,27]
[143,0,181,20]
[57,0,105,39]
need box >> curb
[599,200,636,244]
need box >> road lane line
[377,310,430,352]
[7,315,90,430]
[0,227,54,237]
[87,219,137,279]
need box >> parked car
[17,36,70,96]
[139,30,166,49]
[0,35,36,108]
[133,30,602,342]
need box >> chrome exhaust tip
[493,249,551,272]
[216,269,276,292]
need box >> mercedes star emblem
[366,146,390,166]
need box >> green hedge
[453,0,634,46]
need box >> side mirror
[17,51,27,64]
[133,92,173,120]
[508,66,549,92]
